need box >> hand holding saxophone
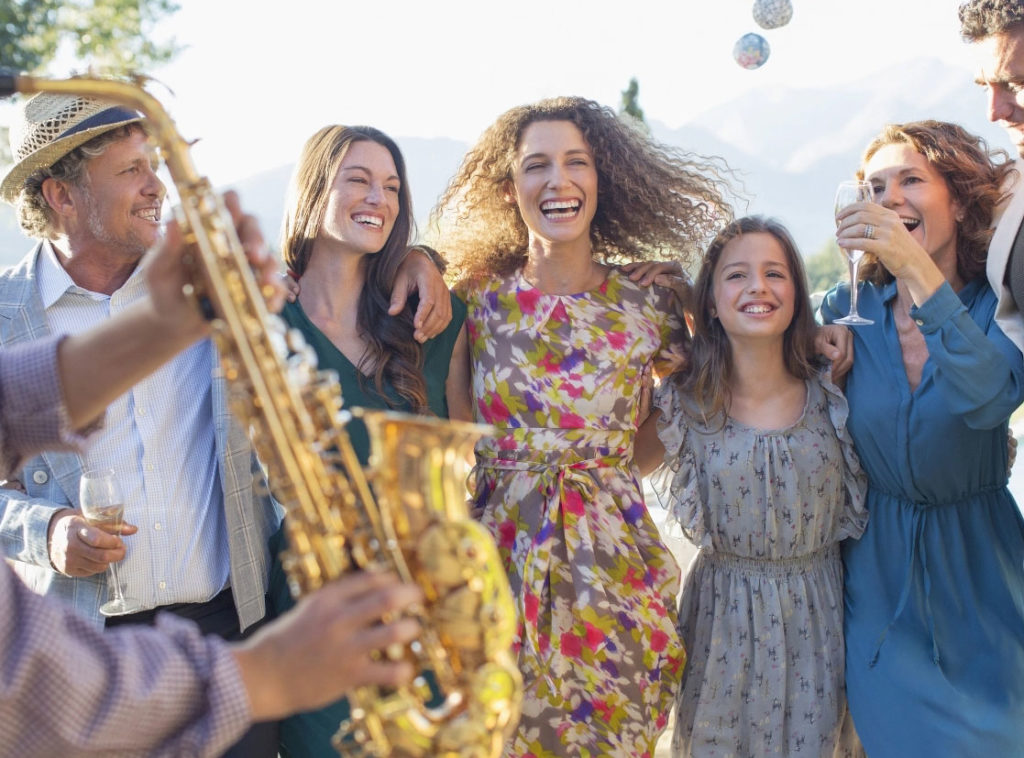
[142,188,286,339]
[233,571,424,720]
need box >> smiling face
[974,28,1024,157]
[66,128,165,261]
[711,231,796,345]
[319,139,400,256]
[508,119,598,250]
[863,142,960,271]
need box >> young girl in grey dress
[647,217,867,757]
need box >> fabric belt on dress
[868,505,940,669]
[478,450,627,498]
[475,445,632,667]
[865,484,1005,671]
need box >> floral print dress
[461,268,686,757]
[654,373,868,758]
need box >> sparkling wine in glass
[833,180,875,326]
[79,469,143,616]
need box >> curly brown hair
[430,96,734,282]
[281,125,430,413]
[959,0,1024,40]
[673,216,819,426]
[853,120,1014,286]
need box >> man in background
[961,0,1024,349]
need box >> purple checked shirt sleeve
[0,561,252,756]
[0,336,97,478]
[0,338,253,756]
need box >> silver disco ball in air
[752,0,793,30]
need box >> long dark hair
[281,125,428,411]
[676,216,819,424]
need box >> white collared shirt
[37,241,229,609]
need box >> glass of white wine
[79,468,143,616]
[833,179,875,326]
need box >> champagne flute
[79,468,143,616]
[833,180,875,326]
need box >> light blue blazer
[0,242,281,630]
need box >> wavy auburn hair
[281,125,429,412]
[855,120,1013,286]
[431,96,734,282]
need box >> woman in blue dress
[822,120,1024,756]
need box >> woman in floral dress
[433,96,733,756]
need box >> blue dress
[822,278,1024,757]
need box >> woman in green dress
[267,124,471,758]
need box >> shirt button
[154,522,162,530]
[137,407,146,416]
[32,470,48,484]
[158,581,167,590]
[914,319,924,326]
[146,464,154,472]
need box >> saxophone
[0,73,521,757]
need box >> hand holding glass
[833,180,875,326]
[79,469,143,616]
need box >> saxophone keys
[285,327,307,352]
[266,328,287,360]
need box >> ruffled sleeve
[652,378,711,550]
[817,369,869,542]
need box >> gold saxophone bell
[339,409,521,756]
[0,72,522,757]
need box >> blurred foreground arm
[0,561,420,757]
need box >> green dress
[268,292,466,758]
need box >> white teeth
[901,217,920,230]
[136,208,159,222]
[353,214,383,228]
[743,305,773,314]
[540,198,581,209]
[540,199,581,215]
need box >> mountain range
[0,57,1014,269]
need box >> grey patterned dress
[654,373,868,757]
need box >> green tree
[619,77,646,127]
[1,0,180,75]
[804,237,847,296]
[0,0,180,163]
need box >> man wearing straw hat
[0,89,447,755]
[0,90,286,755]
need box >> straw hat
[0,92,143,204]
